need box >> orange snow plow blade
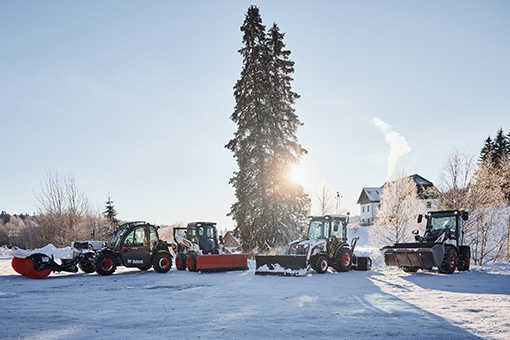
[11,256,52,279]
[195,254,249,272]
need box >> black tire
[138,264,152,271]
[78,253,95,273]
[176,253,187,271]
[457,246,470,271]
[153,252,172,273]
[438,246,457,274]
[334,247,353,272]
[314,255,329,274]
[402,267,418,273]
[187,253,198,272]
[94,252,117,275]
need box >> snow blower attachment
[174,222,249,272]
[11,242,103,279]
[382,209,471,274]
[255,214,372,276]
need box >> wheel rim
[343,253,350,266]
[450,254,456,268]
[187,257,194,269]
[321,259,328,271]
[102,258,113,271]
[176,257,181,268]
[159,257,170,269]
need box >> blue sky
[1,1,509,229]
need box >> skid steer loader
[382,209,470,274]
[173,222,249,272]
[255,214,372,276]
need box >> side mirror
[462,210,468,221]
[412,230,419,235]
[333,224,339,232]
[417,214,423,224]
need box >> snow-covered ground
[1,231,510,339]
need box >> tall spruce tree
[480,128,510,166]
[104,195,119,233]
[479,136,493,163]
[492,128,508,166]
[226,6,309,253]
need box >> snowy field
[1,236,510,339]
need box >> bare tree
[439,150,474,210]
[34,170,97,247]
[466,157,509,265]
[369,172,424,247]
[315,182,335,215]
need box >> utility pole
[336,191,342,214]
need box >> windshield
[198,225,216,253]
[110,228,130,249]
[307,219,330,240]
[428,215,457,231]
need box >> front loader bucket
[383,243,445,269]
[255,255,309,276]
[12,255,52,279]
[195,254,249,272]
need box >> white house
[357,187,383,226]
[357,174,438,226]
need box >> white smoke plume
[372,118,412,180]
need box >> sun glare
[289,164,306,185]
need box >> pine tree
[506,131,510,154]
[480,128,510,166]
[104,195,119,233]
[226,6,309,253]
[479,136,493,163]
[492,128,508,166]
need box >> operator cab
[110,222,159,267]
[186,222,219,254]
[417,210,468,243]
[307,215,348,242]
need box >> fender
[333,243,350,259]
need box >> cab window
[124,227,146,247]
[430,216,456,231]
[307,220,330,240]
[331,220,345,239]
[187,227,198,244]
[149,227,158,249]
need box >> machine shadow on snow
[398,271,510,295]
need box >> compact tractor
[382,209,470,274]
[255,214,372,276]
[12,221,173,279]
[173,222,248,272]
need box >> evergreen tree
[480,128,509,166]
[104,195,119,232]
[479,136,493,163]
[226,6,309,253]
[506,131,510,154]
[492,128,508,166]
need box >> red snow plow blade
[12,255,52,279]
[195,254,249,272]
